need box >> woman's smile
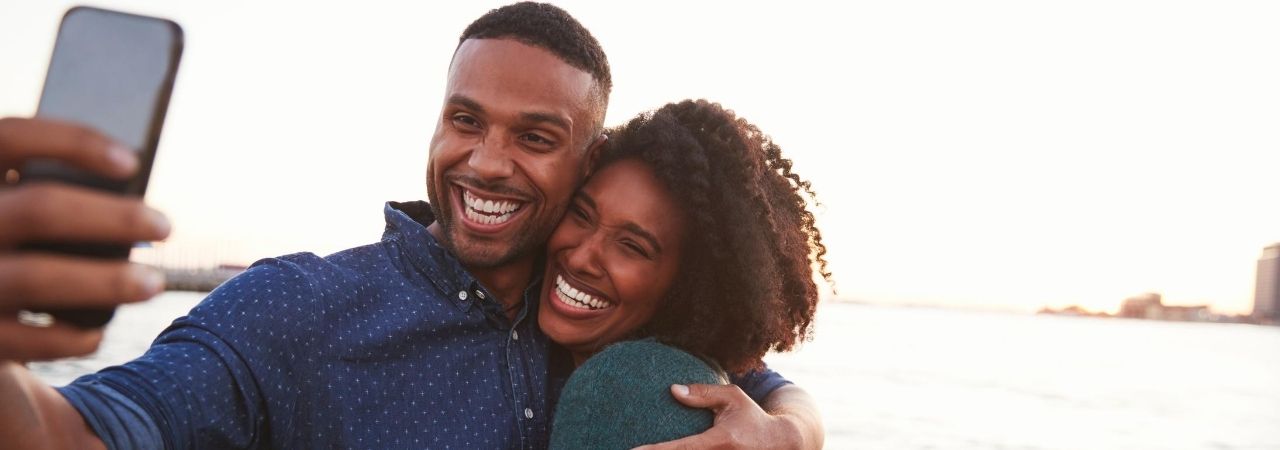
[553,274,614,311]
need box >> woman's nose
[564,234,605,279]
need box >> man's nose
[468,136,515,180]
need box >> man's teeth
[463,190,522,225]
[555,275,612,311]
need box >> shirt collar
[382,201,479,312]
[381,201,544,315]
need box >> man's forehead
[448,39,594,96]
[446,38,600,132]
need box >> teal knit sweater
[549,339,727,449]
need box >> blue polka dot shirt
[56,201,791,450]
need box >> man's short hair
[460,2,612,134]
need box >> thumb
[632,432,714,450]
[669,383,740,411]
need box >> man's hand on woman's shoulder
[635,383,825,450]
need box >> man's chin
[445,231,522,269]
[436,207,548,270]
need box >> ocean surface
[30,293,1280,449]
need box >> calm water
[31,293,1280,449]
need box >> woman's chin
[538,309,617,362]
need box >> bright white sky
[3,1,1278,314]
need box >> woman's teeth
[463,190,522,225]
[555,275,612,310]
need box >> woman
[538,99,832,448]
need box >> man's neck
[470,258,537,321]
[427,221,538,320]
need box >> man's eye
[451,114,481,130]
[520,133,555,148]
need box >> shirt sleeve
[55,257,322,450]
[57,379,162,450]
[729,362,793,405]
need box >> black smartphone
[20,6,183,328]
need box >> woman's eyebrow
[574,191,598,211]
[620,222,662,255]
[575,191,662,253]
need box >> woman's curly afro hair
[597,99,832,373]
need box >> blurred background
[4,1,1279,448]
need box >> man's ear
[583,134,608,178]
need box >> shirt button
[477,291,486,300]
[512,330,519,341]
[524,408,534,419]
[457,291,468,301]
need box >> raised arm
[0,362,106,450]
[0,117,168,450]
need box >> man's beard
[427,178,556,269]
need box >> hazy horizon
[3,1,1278,315]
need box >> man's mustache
[446,173,532,200]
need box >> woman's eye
[570,205,589,221]
[622,241,650,258]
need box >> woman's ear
[583,134,608,178]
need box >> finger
[0,318,104,361]
[632,432,719,450]
[669,383,751,411]
[0,184,170,247]
[0,255,164,308]
[0,117,136,178]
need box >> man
[0,3,823,449]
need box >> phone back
[27,6,183,195]
[20,7,183,328]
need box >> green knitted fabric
[549,339,725,450]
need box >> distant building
[163,265,245,292]
[1119,292,1212,322]
[1254,243,1280,322]
[1159,305,1211,322]
[1120,293,1163,319]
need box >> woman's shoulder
[579,339,727,382]
[550,339,726,449]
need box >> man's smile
[462,189,524,225]
[450,182,532,232]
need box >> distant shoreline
[162,267,243,292]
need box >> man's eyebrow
[448,94,571,133]
[519,111,572,134]
[447,94,486,114]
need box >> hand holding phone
[0,118,171,360]
[1,6,182,339]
